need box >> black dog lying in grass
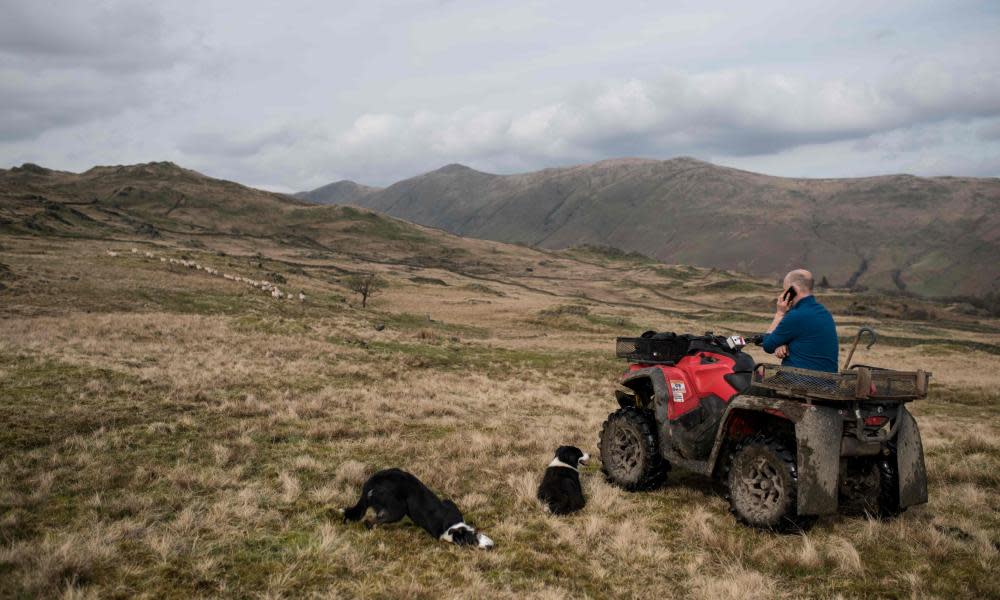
[537,446,589,514]
[342,468,494,549]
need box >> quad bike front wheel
[727,435,814,531]
[598,407,668,491]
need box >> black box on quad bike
[599,332,930,530]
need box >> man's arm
[762,311,798,353]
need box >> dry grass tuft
[506,471,541,510]
[0,526,123,596]
[334,460,369,486]
[824,535,863,573]
[682,506,743,557]
[278,471,301,503]
[689,563,779,600]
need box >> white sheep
[272,289,282,299]
[106,250,119,257]
[298,292,306,302]
[131,248,138,253]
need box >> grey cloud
[0,2,190,71]
[977,120,1000,142]
[178,127,303,159]
[0,1,200,142]
[0,66,152,142]
[1,1,999,188]
[304,64,1000,182]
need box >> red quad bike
[598,329,930,530]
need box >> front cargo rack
[616,335,692,364]
[752,364,930,402]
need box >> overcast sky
[2,0,999,191]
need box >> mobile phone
[782,287,797,303]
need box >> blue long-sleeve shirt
[762,296,839,373]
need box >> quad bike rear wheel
[599,407,668,491]
[727,434,814,531]
[839,458,882,516]
[876,451,903,519]
[839,452,904,519]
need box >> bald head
[783,269,814,295]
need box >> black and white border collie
[537,446,589,515]
[341,468,494,549]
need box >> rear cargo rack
[752,364,930,402]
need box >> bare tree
[345,272,383,308]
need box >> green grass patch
[375,311,490,339]
[230,315,313,336]
[461,283,505,297]
[362,338,613,376]
[565,244,657,264]
[837,334,1000,356]
[701,280,771,292]
[410,276,448,286]
[0,354,146,451]
[651,265,702,282]
[339,210,429,242]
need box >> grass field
[1,230,998,599]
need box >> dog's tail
[341,494,368,523]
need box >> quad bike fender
[793,405,843,515]
[618,368,676,463]
[619,368,669,417]
[896,405,929,509]
[709,396,841,515]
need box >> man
[761,269,839,373]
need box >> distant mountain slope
[304,157,1000,296]
[295,180,382,205]
[0,161,482,272]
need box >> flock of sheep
[106,247,306,302]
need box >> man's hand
[775,345,789,359]
[775,291,792,314]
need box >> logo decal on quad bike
[671,381,686,403]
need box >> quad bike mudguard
[895,406,929,509]
[792,403,843,515]
[620,366,670,436]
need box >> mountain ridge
[300,157,1000,296]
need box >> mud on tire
[727,434,814,531]
[599,407,668,491]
